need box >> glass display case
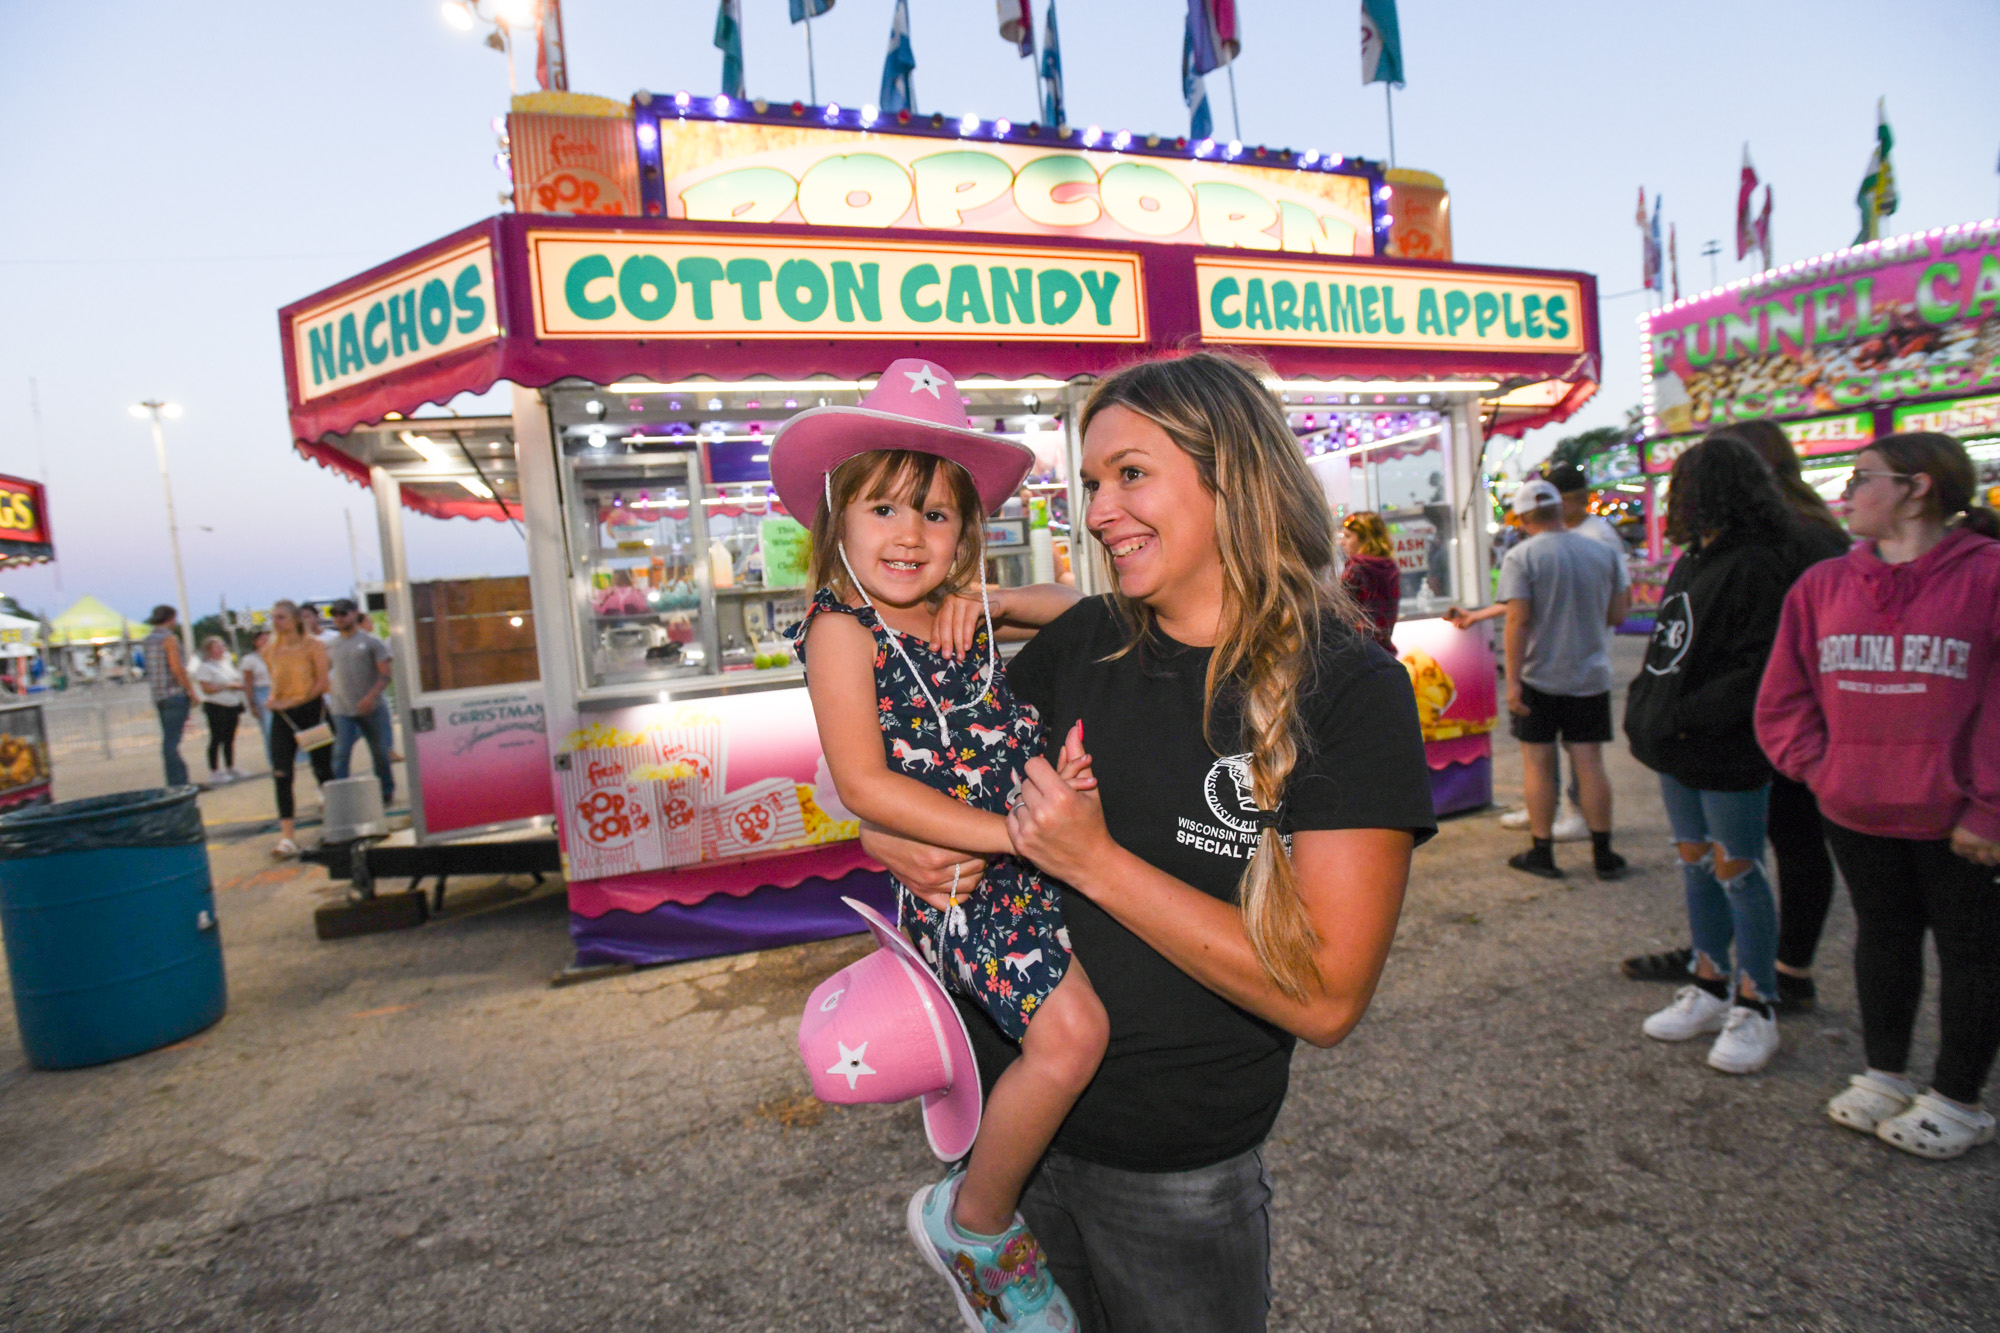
[1300,402,1459,619]
[547,376,1072,702]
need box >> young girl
[772,359,1103,1332]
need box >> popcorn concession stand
[279,93,1600,965]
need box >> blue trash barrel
[0,787,226,1070]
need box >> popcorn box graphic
[559,745,663,880]
[652,712,728,803]
[701,777,807,861]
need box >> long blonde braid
[1081,353,1358,1001]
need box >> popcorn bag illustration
[560,745,663,880]
[652,709,728,802]
[702,777,808,861]
[649,771,705,868]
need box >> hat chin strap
[825,472,997,752]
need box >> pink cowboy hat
[798,897,982,1161]
[768,358,1036,523]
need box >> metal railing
[39,685,166,760]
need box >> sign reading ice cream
[529,231,1145,341]
[1196,256,1584,353]
[290,239,500,400]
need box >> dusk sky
[3,0,1996,621]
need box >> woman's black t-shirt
[965,595,1437,1172]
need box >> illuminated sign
[1785,411,1874,458]
[0,474,52,567]
[1894,392,2000,439]
[290,239,500,401]
[528,231,1146,342]
[651,121,1375,256]
[1195,257,1585,352]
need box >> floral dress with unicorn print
[792,586,1070,1040]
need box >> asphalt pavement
[1,637,1994,1331]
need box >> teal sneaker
[906,1171,1077,1331]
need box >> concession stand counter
[280,94,1602,966]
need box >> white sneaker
[1643,984,1732,1042]
[1550,805,1590,843]
[1876,1093,1997,1160]
[1498,807,1531,830]
[1827,1072,1916,1134]
[1707,1005,1780,1074]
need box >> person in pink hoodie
[1756,431,2000,1160]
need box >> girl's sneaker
[1827,1072,1915,1134]
[1642,984,1731,1042]
[907,1171,1077,1332]
[1706,1004,1779,1074]
[1875,1093,1997,1160]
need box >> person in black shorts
[1495,479,1629,879]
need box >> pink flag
[1736,145,1760,261]
[997,0,1033,55]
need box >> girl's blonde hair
[270,599,303,641]
[1342,510,1394,558]
[1080,351,1357,1002]
[805,451,987,603]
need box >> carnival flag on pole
[535,0,569,91]
[1669,222,1681,301]
[1360,0,1405,87]
[1735,146,1761,261]
[1650,195,1664,292]
[714,0,745,100]
[1186,0,1239,75]
[1041,2,1066,128]
[999,0,1034,56]
[881,0,916,115]
[1754,186,1773,271]
[1640,191,1663,294]
[1182,11,1213,141]
[789,0,833,20]
[1855,98,1898,243]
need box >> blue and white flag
[714,0,745,99]
[1360,0,1404,87]
[1041,2,1066,128]
[789,0,833,22]
[1186,0,1239,76]
[1182,13,1212,141]
[880,0,916,114]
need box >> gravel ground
[2,638,1994,1331]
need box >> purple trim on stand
[570,868,897,968]
[1430,755,1491,817]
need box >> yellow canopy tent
[46,596,147,646]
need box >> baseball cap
[1511,479,1563,516]
[1545,462,1589,494]
[328,598,358,616]
[145,604,177,625]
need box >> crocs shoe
[1642,984,1731,1042]
[1827,1072,1915,1134]
[907,1172,1077,1331]
[1875,1093,1997,1161]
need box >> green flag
[715,0,745,100]
[1855,97,1898,243]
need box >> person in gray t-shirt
[1491,480,1628,880]
[327,598,395,803]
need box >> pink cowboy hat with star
[768,358,1036,523]
[798,897,982,1161]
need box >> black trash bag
[0,786,206,859]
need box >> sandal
[1826,1072,1914,1134]
[1876,1093,1997,1160]
[1621,945,1693,982]
[272,837,300,859]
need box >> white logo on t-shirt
[1645,592,1693,676]
[1204,754,1260,835]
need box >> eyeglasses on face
[1841,468,1912,498]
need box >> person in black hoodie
[1626,436,1795,1075]
[1621,422,1851,1010]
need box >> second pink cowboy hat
[798,898,982,1160]
[767,358,1037,523]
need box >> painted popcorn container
[702,777,807,861]
[653,708,728,803]
[559,744,661,879]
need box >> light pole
[129,400,195,660]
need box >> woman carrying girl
[1337,510,1401,649]
[862,352,1434,1331]
[1624,436,1795,1074]
[1757,432,2000,1158]
[775,359,1104,1331]
[263,600,335,858]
